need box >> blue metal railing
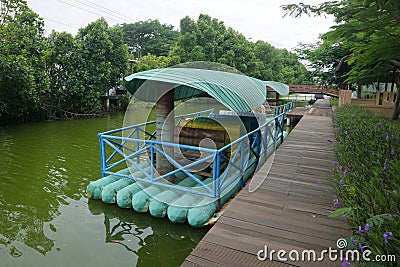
[97,104,292,199]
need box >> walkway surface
[267,85,339,97]
[182,101,351,267]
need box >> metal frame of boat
[97,102,293,200]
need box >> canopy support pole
[156,85,175,176]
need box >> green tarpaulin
[125,68,288,113]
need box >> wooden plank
[182,254,221,266]
[221,202,347,238]
[190,240,293,267]
[183,112,351,267]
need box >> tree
[43,19,128,116]
[0,0,48,122]
[294,41,351,88]
[282,0,400,119]
[107,25,129,85]
[122,19,179,57]
[43,31,77,117]
[170,14,311,84]
[67,18,128,114]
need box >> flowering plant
[331,105,399,260]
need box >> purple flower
[333,199,340,207]
[332,161,337,166]
[339,179,344,186]
[364,223,370,232]
[377,121,384,126]
[343,169,347,177]
[384,160,388,170]
[393,190,398,195]
[345,130,348,136]
[391,149,395,155]
[383,232,393,243]
[341,258,350,267]
[350,237,357,246]
[339,165,343,170]
[358,243,367,252]
[357,226,363,233]
[317,179,321,185]
[386,135,390,141]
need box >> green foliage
[282,0,400,119]
[294,42,350,87]
[169,14,311,84]
[332,105,399,259]
[131,54,169,72]
[43,31,77,117]
[0,0,48,122]
[42,19,128,116]
[330,98,339,107]
[122,20,179,57]
[1,4,313,123]
[0,2,129,122]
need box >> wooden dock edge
[182,101,351,267]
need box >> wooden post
[156,83,174,176]
[375,90,380,106]
[389,92,395,103]
[339,90,352,107]
[383,91,389,103]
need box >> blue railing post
[213,151,221,200]
[275,106,279,116]
[239,141,245,188]
[280,114,285,144]
[256,130,261,160]
[274,117,279,149]
[150,144,155,181]
[99,135,106,178]
[135,128,140,164]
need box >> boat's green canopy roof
[125,68,288,113]
[264,80,289,96]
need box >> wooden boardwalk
[182,104,351,267]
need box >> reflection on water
[0,111,208,267]
[88,200,207,267]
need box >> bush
[330,98,339,107]
[332,105,399,263]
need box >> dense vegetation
[0,0,312,124]
[0,0,128,122]
[283,0,400,119]
[332,105,399,263]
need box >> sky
[26,0,335,51]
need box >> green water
[0,112,209,267]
